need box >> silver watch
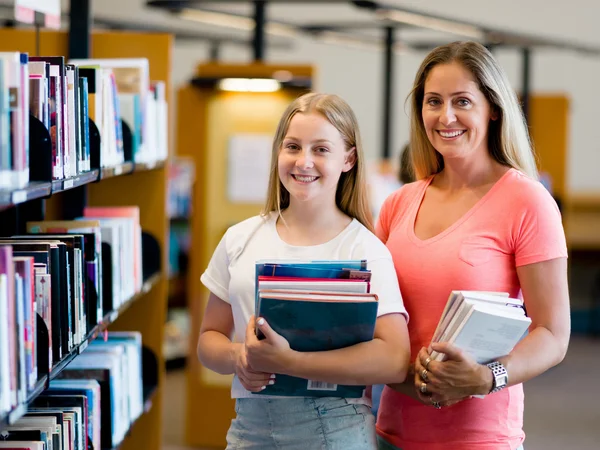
[486,361,508,394]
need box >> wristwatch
[486,361,508,394]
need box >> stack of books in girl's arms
[254,260,377,398]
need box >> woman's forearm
[197,330,240,375]
[286,338,410,385]
[497,325,569,390]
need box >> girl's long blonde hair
[262,93,374,232]
[409,41,538,180]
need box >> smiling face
[278,112,355,206]
[422,62,496,162]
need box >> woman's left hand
[245,315,294,374]
[414,343,492,406]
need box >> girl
[197,93,410,449]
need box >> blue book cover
[254,293,377,398]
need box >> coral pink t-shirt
[375,169,567,450]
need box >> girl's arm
[247,312,410,385]
[198,292,273,391]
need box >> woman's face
[422,62,496,162]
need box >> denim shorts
[226,397,377,449]
[376,436,525,450]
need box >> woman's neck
[435,152,507,192]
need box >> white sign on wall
[14,0,61,29]
[227,134,273,204]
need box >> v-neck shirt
[375,168,567,450]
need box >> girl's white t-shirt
[201,212,408,403]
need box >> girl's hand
[234,341,274,392]
[414,344,492,407]
[245,315,294,375]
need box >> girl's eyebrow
[284,136,333,144]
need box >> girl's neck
[277,201,352,246]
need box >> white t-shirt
[201,212,408,403]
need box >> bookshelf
[0,28,172,450]
[176,62,313,447]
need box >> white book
[14,272,26,405]
[0,274,10,414]
[431,298,531,364]
[0,441,44,450]
[258,279,369,294]
[432,290,514,343]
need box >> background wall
[84,0,600,193]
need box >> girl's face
[278,112,355,205]
[422,62,496,162]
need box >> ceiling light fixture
[177,8,298,38]
[218,78,281,92]
[375,9,485,40]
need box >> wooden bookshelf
[0,28,172,450]
[176,62,313,448]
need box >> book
[253,260,376,398]
[429,290,531,364]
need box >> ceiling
[0,1,598,55]
[144,0,600,55]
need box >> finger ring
[431,400,442,409]
[420,382,428,394]
[421,368,429,382]
[424,356,432,370]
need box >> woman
[376,41,570,450]
[198,93,410,449]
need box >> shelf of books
[163,157,194,370]
[176,62,313,447]
[0,28,172,450]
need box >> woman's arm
[493,256,570,386]
[247,312,411,385]
[415,257,570,401]
[197,292,273,391]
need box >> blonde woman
[198,93,410,449]
[375,41,570,450]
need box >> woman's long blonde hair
[262,93,374,232]
[409,41,538,180]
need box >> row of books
[0,332,145,450]
[167,157,195,220]
[0,53,167,190]
[0,206,143,416]
[250,261,532,399]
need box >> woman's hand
[245,315,295,375]
[414,344,492,407]
[387,363,464,408]
[234,340,274,392]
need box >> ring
[421,368,429,382]
[431,400,442,409]
[424,356,432,370]
[420,382,428,394]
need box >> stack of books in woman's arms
[430,290,531,364]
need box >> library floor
[162,335,600,450]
